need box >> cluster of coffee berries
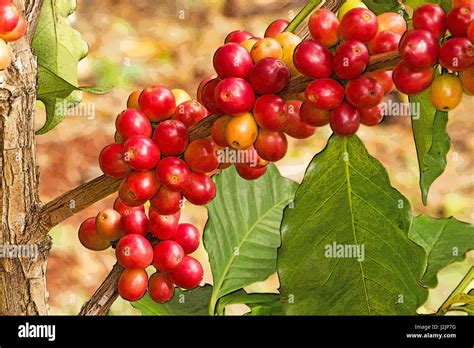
[81,86,219,303]
[198,19,320,178]
[79,197,203,303]
[0,0,27,70]
[296,6,406,135]
[396,2,474,111]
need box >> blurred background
[34,0,474,315]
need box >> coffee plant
[0,0,473,317]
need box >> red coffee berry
[182,172,216,205]
[173,100,207,128]
[118,269,148,302]
[184,139,219,174]
[170,256,203,290]
[368,31,401,55]
[345,77,384,108]
[265,19,289,38]
[152,120,188,156]
[213,43,254,80]
[392,61,434,95]
[150,186,182,215]
[156,157,191,192]
[249,58,290,95]
[96,209,123,242]
[123,135,161,172]
[153,240,185,273]
[329,102,361,136]
[447,5,474,37]
[364,70,394,96]
[149,210,180,240]
[339,8,378,43]
[225,30,254,44]
[439,37,474,71]
[99,143,131,179]
[214,77,255,115]
[283,100,316,139]
[333,39,369,80]
[305,78,344,110]
[309,9,340,47]
[121,209,148,236]
[116,234,153,269]
[253,95,288,131]
[119,171,160,206]
[113,197,145,215]
[0,0,20,35]
[399,29,439,69]
[197,75,213,103]
[359,104,384,126]
[148,272,175,303]
[78,217,110,251]
[139,85,176,122]
[1,15,26,42]
[172,224,200,254]
[413,3,447,40]
[300,101,331,127]
[254,129,288,162]
[293,39,333,78]
[235,163,268,180]
[211,115,231,147]
[115,109,152,140]
[200,78,223,115]
[460,65,474,93]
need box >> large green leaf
[32,0,109,134]
[404,0,451,12]
[132,285,212,316]
[410,91,451,205]
[409,216,474,288]
[204,165,297,315]
[278,136,428,315]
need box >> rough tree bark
[0,0,45,315]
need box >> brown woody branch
[39,175,121,231]
[78,263,124,316]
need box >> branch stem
[437,266,474,316]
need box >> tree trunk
[0,0,45,315]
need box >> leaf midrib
[343,137,371,314]
[212,196,289,306]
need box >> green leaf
[364,0,402,15]
[204,165,298,315]
[410,91,451,205]
[217,290,282,316]
[409,216,474,288]
[32,0,110,134]
[278,135,428,315]
[132,285,212,316]
[404,0,451,12]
